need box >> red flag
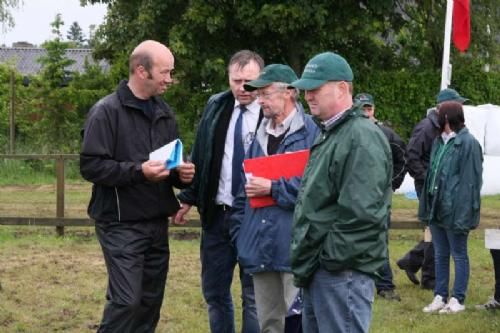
[452,0,471,52]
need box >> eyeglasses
[256,90,283,100]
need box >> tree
[80,0,410,148]
[28,14,79,153]
[67,21,86,47]
[80,0,499,149]
[0,0,21,29]
[395,0,500,70]
[87,24,97,48]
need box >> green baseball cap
[291,52,353,90]
[244,64,298,91]
[436,88,469,104]
[354,93,374,106]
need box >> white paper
[149,139,179,162]
[485,229,500,250]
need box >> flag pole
[440,0,454,90]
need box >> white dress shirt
[216,99,260,206]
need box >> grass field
[1,185,500,332]
[1,228,500,333]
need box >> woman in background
[419,101,483,314]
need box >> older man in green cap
[290,52,392,333]
[229,64,319,333]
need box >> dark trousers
[201,207,259,333]
[376,257,396,291]
[491,249,500,301]
[399,188,435,286]
[398,240,435,285]
[285,315,303,333]
[95,219,169,333]
[376,215,395,291]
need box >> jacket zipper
[114,187,121,221]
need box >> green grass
[1,185,499,332]
[0,159,83,185]
[1,227,500,332]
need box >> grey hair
[273,82,299,101]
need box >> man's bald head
[129,40,173,75]
[127,40,175,98]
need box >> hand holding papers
[149,139,183,170]
[243,149,310,208]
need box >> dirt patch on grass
[171,229,200,240]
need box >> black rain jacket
[80,80,187,222]
[405,109,440,195]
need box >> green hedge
[356,66,500,140]
[1,64,499,153]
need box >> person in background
[80,40,195,332]
[174,50,264,333]
[354,92,406,302]
[230,64,319,333]
[397,88,469,290]
[419,101,483,314]
[290,52,392,333]
[476,249,500,310]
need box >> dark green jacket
[290,104,393,287]
[177,91,235,227]
[418,127,483,234]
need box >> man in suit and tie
[174,50,264,333]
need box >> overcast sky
[0,0,107,47]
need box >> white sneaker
[476,296,500,310]
[439,297,465,314]
[423,295,446,313]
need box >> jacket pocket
[88,185,119,222]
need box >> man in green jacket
[290,52,393,333]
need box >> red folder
[243,149,310,208]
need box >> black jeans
[491,249,500,301]
[95,219,169,333]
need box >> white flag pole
[440,0,454,90]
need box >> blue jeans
[430,225,470,303]
[201,207,259,333]
[376,257,395,292]
[302,268,374,333]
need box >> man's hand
[245,176,272,198]
[177,162,195,184]
[173,204,192,225]
[142,160,170,182]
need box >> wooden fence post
[56,156,65,236]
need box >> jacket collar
[427,108,440,129]
[116,80,172,119]
[438,127,469,146]
[314,103,365,132]
[255,102,308,151]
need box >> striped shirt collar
[322,109,347,128]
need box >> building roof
[0,47,109,75]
